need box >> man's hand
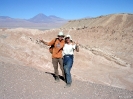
[40,37,43,42]
[40,39,44,42]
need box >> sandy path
[0,58,133,99]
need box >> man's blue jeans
[63,55,73,84]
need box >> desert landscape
[1,13,133,99]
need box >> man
[40,32,65,82]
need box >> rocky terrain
[0,13,133,98]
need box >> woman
[63,35,79,88]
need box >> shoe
[62,77,66,82]
[64,83,71,88]
[59,76,65,81]
[55,76,60,82]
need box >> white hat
[65,34,72,40]
[58,32,64,36]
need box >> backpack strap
[49,38,58,54]
[53,38,58,46]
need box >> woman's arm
[75,44,79,52]
[72,41,79,52]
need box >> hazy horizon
[0,0,133,20]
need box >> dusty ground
[0,13,133,98]
[0,57,133,99]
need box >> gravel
[0,61,133,99]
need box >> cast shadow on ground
[45,72,65,82]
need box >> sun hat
[58,32,64,37]
[65,34,72,40]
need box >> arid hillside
[61,13,133,67]
[0,13,133,91]
[62,13,133,30]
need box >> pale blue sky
[0,0,133,19]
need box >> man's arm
[40,39,55,46]
[40,40,47,45]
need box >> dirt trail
[0,57,133,99]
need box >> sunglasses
[65,37,70,39]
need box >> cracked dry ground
[0,60,133,99]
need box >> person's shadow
[45,72,65,82]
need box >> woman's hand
[75,41,79,52]
[76,43,79,47]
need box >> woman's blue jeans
[63,55,73,84]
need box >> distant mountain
[49,15,64,21]
[0,13,67,29]
[28,13,65,23]
[0,16,11,19]
[28,13,50,23]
